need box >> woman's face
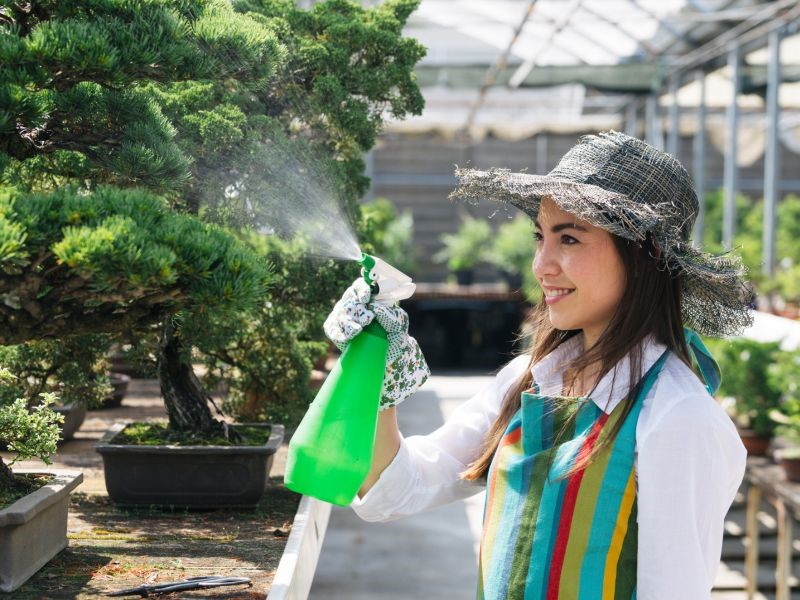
[532,196,627,349]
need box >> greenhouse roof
[405,0,796,89]
[383,0,800,139]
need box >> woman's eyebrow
[534,220,588,233]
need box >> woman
[324,131,752,599]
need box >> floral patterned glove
[323,279,430,409]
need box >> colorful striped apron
[477,351,669,600]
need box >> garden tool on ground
[284,253,416,506]
[107,575,251,597]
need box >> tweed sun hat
[449,130,754,338]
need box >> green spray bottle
[284,253,416,506]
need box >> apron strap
[684,327,721,395]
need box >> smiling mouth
[544,288,575,298]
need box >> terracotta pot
[780,457,800,482]
[738,429,772,456]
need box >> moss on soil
[112,422,272,446]
[0,473,53,510]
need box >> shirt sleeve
[351,355,529,522]
[636,394,747,599]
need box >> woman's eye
[533,232,543,242]
[561,235,578,245]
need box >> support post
[763,28,782,278]
[723,42,740,249]
[744,484,761,600]
[625,100,638,137]
[692,70,707,247]
[775,499,792,600]
[536,133,548,175]
[667,76,680,157]
[646,94,663,150]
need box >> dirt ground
[4,379,300,599]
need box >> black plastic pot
[454,269,474,286]
[97,373,131,409]
[95,422,284,508]
[500,271,523,290]
[54,403,87,443]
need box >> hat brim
[450,167,754,337]
[668,243,754,337]
[449,167,663,242]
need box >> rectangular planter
[0,469,83,593]
[95,422,284,508]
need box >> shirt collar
[530,333,668,414]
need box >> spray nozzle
[359,253,416,304]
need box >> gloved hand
[323,279,430,409]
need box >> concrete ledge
[267,496,332,600]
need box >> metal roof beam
[509,0,584,88]
[578,5,659,59]
[462,0,539,136]
[627,0,704,52]
[656,0,742,56]
[668,0,799,75]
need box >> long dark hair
[462,233,691,481]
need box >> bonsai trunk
[157,318,222,434]
[0,460,15,491]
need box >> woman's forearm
[358,405,401,498]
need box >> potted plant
[0,337,112,443]
[768,406,800,482]
[764,348,800,480]
[0,370,83,593]
[485,217,536,290]
[434,216,492,285]
[709,337,783,455]
[97,372,132,409]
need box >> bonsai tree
[0,335,112,410]
[0,368,62,503]
[765,347,800,458]
[0,0,424,440]
[434,216,491,282]
[0,0,282,436]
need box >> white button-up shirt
[351,335,747,599]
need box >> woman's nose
[532,244,559,280]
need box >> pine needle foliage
[0,185,268,343]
